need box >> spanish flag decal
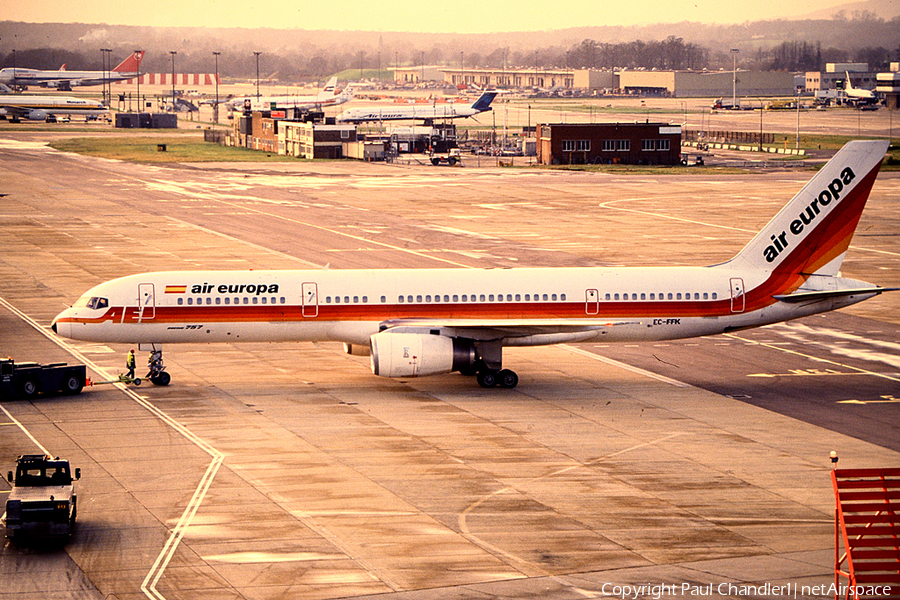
[165,285,187,294]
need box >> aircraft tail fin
[471,92,497,112]
[321,76,338,95]
[729,140,888,277]
[113,51,145,73]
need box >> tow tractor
[87,350,170,387]
[3,454,80,540]
[0,358,86,399]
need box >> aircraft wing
[0,104,30,117]
[379,318,637,343]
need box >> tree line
[1,36,898,84]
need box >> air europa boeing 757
[52,141,894,388]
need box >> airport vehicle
[51,141,893,389]
[228,77,352,112]
[0,358,86,398]
[0,51,144,91]
[3,455,80,540]
[0,95,108,122]
[430,147,462,166]
[337,92,497,124]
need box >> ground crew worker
[126,349,136,379]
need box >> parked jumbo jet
[52,141,893,388]
[0,94,107,122]
[337,91,497,123]
[0,51,144,91]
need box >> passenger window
[489,294,495,302]
[178,298,184,305]
[649,293,655,300]
[426,295,432,302]
[515,294,521,302]
[416,295,422,303]
[552,294,557,301]
[453,295,458,302]
[543,294,549,301]
[398,296,404,303]
[712,292,717,299]
[335,296,341,304]
[614,293,620,300]
[560,293,566,301]
[676,293,682,300]
[252,297,258,304]
[216,297,221,305]
[703,292,708,300]
[381,296,386,303]
[479,294,486,302]
[526,294,531,301]
[667,293,673,300]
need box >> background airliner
[844,71,877,104]
[52,141,892,388]
[228,76,351,112]
[0,94,108,122]
[337,92,497,123]
[0,51,144,91]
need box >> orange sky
[6,0,862,32]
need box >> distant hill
[1,13,897,80]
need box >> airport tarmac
[1,135,899,600]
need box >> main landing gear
[476,369,519,389]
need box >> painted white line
[0,404,51,455]
[0,296,223,600]
[561,344,691,388]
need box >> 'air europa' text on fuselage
[190,283,280,295]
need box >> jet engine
[26,109,48,121]
[369,331,477,378]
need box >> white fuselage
[51,265,872,349]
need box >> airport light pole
[213,51,220,124]
[731,49,739,109]
[135,49,142,113]
[253,52,262,99]
[170,51,177,113]
[100,48,112,106]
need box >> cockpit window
[82,297,109,310]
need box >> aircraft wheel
[431,157,441,166]
[497,369,518,389]
[476,371,497,388]
[150,371,171,386]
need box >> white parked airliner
[52,141,893,388]
[337,92,497,123]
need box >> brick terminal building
[537,122,682,166]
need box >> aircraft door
[301,282,318,317]
[137,283,156,322]
[730,277,745,313]
[585,289,599,315]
